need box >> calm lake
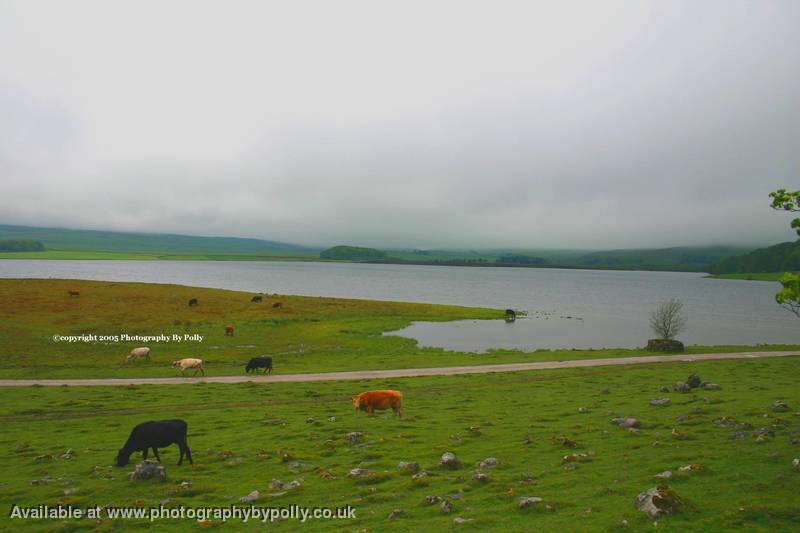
[1,259,797,351]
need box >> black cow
[115,419,193,467]
[251,295,263,303]
[505,309,516,321]
[188,298,198,306]
[245,356,273,374]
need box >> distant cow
[188,298,198,306]
[225,325,234,336]
[251,295,263,303]
[127,347,151,362]
[272,301,283,309]
[245,356,273,374]
[68,290,80,297]
[505,309,516,321]
[171,358,205,376]
[352,390,403,418]
[115,419,193,466]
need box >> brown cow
[352,390,403,418]
[225,325,234,336]
[68,290,80,297]
[272,301,283,309]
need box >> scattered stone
[703,383,721,390]
[454,517,473,525]
[659,386,670,393]
[269,479,302,490]
[635,486,683,518]
[305,417,316,424]
[691,406,702,413]
[611,417,641,429]
[468,426,482,434]
[714,417,739,428]
[412,470,428,481]
[518,496,543,509]
[30,477,53,485]
[346,432,363,445]
[578,407,588,413]
[754,427,774,443]
[439,452,460,469]
[239,490,260,503]
[654,471,672,480]
[772,401,790,412]
[650,398,670,407]
[479,457,499,469]
[563,463,577,471]
[128,461,167,482]
[673,382,691,393]
[440,500,454,514]
[675,415,689,422]
[33,454,54,462]
[388,508,404,520]
[472,471,489,482]
[60,448,76,459]
[731,431,748,440]
[328,416,336,422]
[347,468,371,478]
[180,481,192,489]
[450,435,462,442]
[556,436,578,447]
[687,374,702,388]
[425,495,441,505]
[792,458,800,471]
[225,458,243,467]
[262,419,283,426]
[397,461,420,472]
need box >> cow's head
[171,360,181,368]
[351,395,362,410]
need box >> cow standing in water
[352,390,404,418]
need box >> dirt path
[0,351,797,387]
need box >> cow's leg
[177,443,184,465]
[153,447,161,462]
[142,448,148,460]
[180,438,193,465]
[199,366,205,376]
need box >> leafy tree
[649,298,688,340]
[769,188,800,318]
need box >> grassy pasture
[0,357,798,531]
[1,279,797,380]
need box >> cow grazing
[251,295,263,303]
[115,419,193,467]
[225,325,234,336]
[188,298,198,306]
[127,347,151,362]
[352,390,403,418]
[67,290,80,297]
[272,301,283,309]
[171,358,205,376]
[245,356,273,374]
[505,309,516,321]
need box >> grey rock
[60,448,76,459]
[793,458,800,470]
[519,496,543,509]
[654,471,672,479]
[772,400,790,412]
[611,417,641,429]
[328,416,337,422]
[33,454,54,462]
[659,386,670,393]
[128,460,166,482]
[730,431,748,440]
[347,468,371,478]
[412,470,428,481]
[479,457,499,469]
[439,452,460,469]
[425,495,441,505]
[454,517,474,525]
[635,487,682,518]
[674,382,691,393]
[703,383,721,390]
[398,461,420,472]
[388,508,404,520]
[650,398,670,406]
[346,432,363,445]
[687,374,702,388]
[239,490,260,503]
[472,471,489,482]
[440,500,454,514]
[269,479,302,490]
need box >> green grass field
[1,357,798,531]
[1,280,797,380]
[1,279,799,531]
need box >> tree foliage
[0,240,45,252]
[769,188,800,236]
[769,188,800,318]
[649,298,688,340]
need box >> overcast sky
[1,0,799,249]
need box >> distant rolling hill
[710,240,800,274]
[0,224,320,255]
